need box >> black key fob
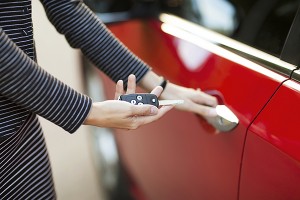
[118,93,159,107]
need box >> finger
[130,104,158,116]
[114,80,124,99]
[150,86,163,98]
[144,105,174,122]
[193,104,217,117]
[134,106,174,125]
[193,91,218,107]
[156,105,174,117]
[130,105,174,128]
[126,74,136,94]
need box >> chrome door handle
[204,105,239,132]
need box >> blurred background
[32,1,104,200]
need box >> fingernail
[208,108,217,117]
[151,106,158,115]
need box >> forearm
[40,0,150,88]
[139,70,163,92]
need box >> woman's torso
[0,0,35,139]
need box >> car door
[239,7,300,200]
[82,0,299,199]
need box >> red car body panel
[249,80,300,160]
[240,79,300,199]
[95,19,292,199]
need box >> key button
[131,100,137,105]
[137,95,142,100]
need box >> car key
[118,93,184,107]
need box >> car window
[85,0,299,57]
[161,0,299,57]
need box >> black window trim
[281,6,300,68]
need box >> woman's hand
[84,74,174,130]
[160,82,218,117]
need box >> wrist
[83,103,96,125]
[159,77,168,92]
[139,70,169,93]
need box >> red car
[82,0,300,199]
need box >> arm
[40,0,217,117]
[39,0,150,88]
[0,29,92,133]
[0,30,172,132]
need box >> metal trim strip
[160,14,296,78]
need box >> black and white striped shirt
[0,0,150,199]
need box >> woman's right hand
[83,74,173,130]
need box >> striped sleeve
[0,29,92,133]
[39,0,150,88]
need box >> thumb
[130,105,158,116]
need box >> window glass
[85,0,298,57]
[161,0,237,35]
[234,0,298,57]
[161,0,299,56]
